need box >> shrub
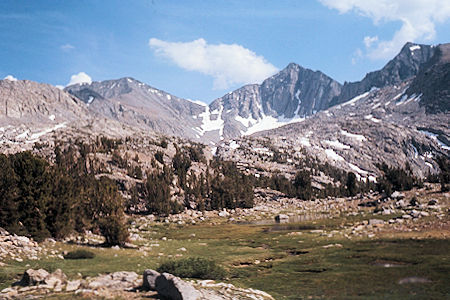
[157,257,226,280]
[98,215,128,246]
[64,249,95,259]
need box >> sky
[1,0,449,103]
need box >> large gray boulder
[155,272,200,300]
[16,269,49,286]
[143,269,160,290]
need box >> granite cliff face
[260,63,342,117]
[406,43,450,114]
[330,42,435,107]
[209,63,342,139]
[0,79,87,125]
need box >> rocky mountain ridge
[0,42,448,177]
[330,42,435,106]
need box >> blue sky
[1,0,449,102]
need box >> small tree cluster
[376,162,417,196]
[0,150,128,245]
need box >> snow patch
[235,115,258,128]
[340,130,367,142]
[324,140,350,150]
[87,96,94,105]
[16,130,30,140]
[197,105,224,139]
[29,123,67,140]
[48,114,55,121]
[419,130,450,150]
[211,146,218,156]
[348,163,368,175]
[166,94,171,100]
[341,92,369,107]
[299,137,311,147]
[229,140,240,150]
[243,114,304,136]
[364,114,381,123]
[409,45,421,52]
[325,149,344,161]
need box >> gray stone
[395,200,407,208]
[275,214,289,223]
[143,269,160,290]
[88,271,139,290]
[16,269,49,286]
[391,191,405,200]
[44,269,67,288]
[368,219,384,226]
[155,273,200,300]
[66,280,81,292]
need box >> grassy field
[1,215,449,299]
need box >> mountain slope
[65,77,207,139]
[217,77,449,179]
[330,42,435,107]
[406,43,450,114]
[208,63,341,140]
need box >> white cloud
[319,0,450,59]
[60,44,75,51]
[351,48,363,65]
[3,75,18,81]
[149,38,278,89]
[363,36,378,48]
[55,85,64,90]
[67,72,92,86]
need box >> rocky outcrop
[156,272,201,300]
[143,269,274,300]
[14,268,67,291]
[406,43,450,113]
[144,269,200,300]
[87,271,140,291]
[0,79,88,127]
[0,228,51,262]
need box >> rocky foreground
[0,183,448,299]
[0,267,273,300]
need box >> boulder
[44,269,67,289]
[395,199,407,208]
[16,269,49,286]
[368,219,384,226]
[66,280,81,292]
[275,214,289,223]
[218,209,230,217]
[391,191,405,200]
[88,271,139,290]
[155,272,200,300]
[143,269,160,290]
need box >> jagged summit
[406,43,450,114]
[329,42,435,107]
